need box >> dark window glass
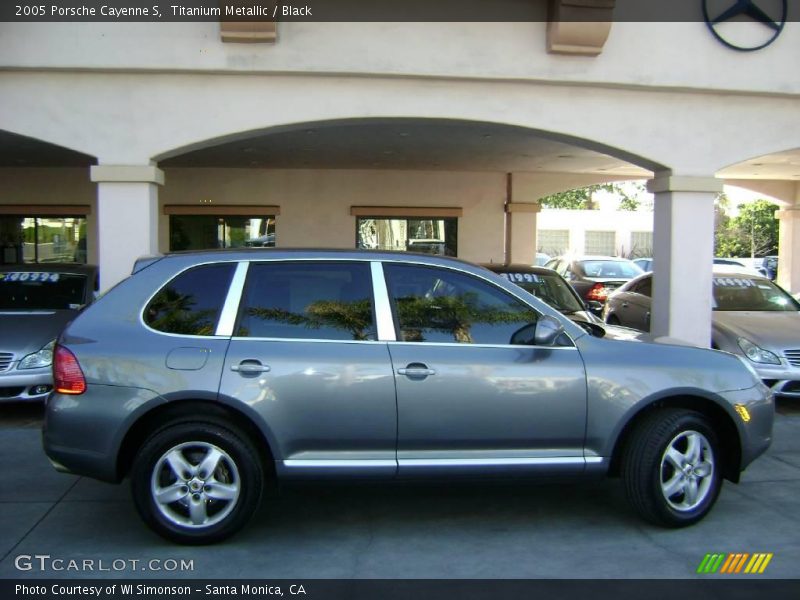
[712,276,800,312]
[0,271,88,310]
[145,263,235,335]
[494,270,584,315]
[237,262,376,341]
[384,264,539,345]
[169,215,275,251]
[635,278,652,297]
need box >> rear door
[218,260,397,478]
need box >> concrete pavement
[1,401,798,579]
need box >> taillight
[585,283,608,302]
[54,345,86,395]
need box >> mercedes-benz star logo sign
[703,0,787,51]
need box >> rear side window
[144,263,235,336]
[237,262,376,341]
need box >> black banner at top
[0,0,797,23]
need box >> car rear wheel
[622,408,722,527]
[131,420,263,544]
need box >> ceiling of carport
[159,120,654,176]
[0,130,96,167]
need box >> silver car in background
[0,264,97,402]
[604,270,800,399]
[44,250,772,544]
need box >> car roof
[148,248,489,274]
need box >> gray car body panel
[43,250,772,486]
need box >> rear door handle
[397,364,436,378]
[231,361,271,374]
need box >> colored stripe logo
[697,553,773,574]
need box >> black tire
[622,408,722,527]
[131,419,263,544]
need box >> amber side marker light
[734,404,751,423]
[53,345,86,395]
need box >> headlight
[737,337,781,365]
[17,340,55,370]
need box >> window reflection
[237,263,376,341]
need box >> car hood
[0,310,76,356]
[713,311,800,351]
[568,312,647,341]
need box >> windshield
[496,271,585,314]
[0,271,88,310]
[580,260,642,278]
[712,276,799,312]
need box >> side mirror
[534,315,565,346]
[585,300,603,314]
[510,316,567,346]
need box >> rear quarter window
[144,263,235,335]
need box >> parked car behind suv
[544,256,643,313]
[484,264,643,341]
[44,250,772,544]
[0,264,97,402]
[604,269,800,399]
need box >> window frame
[232,260,380,343]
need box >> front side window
[169,215,275,251]
[356,217,457,256]
[145,263,235,335]
[384,264,538,345]
[237,262,376,341]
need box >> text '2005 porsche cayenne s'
[43,250,773,544]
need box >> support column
[505,202,541,265]
[90,165,163,291]
[776,207,800,294]
[647,174,723,347]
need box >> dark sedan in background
[544,255,643,312]
[0,264,97,402]
[484,264,643,341]
[604,270,800,399]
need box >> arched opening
[152,118,660,265]
[718,147,800,292]
[0,130,97,266]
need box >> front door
[382,263,587,477]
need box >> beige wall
[161,168,507,264]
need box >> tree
[539,181,646,210]
[715,199,779,258]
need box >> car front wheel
[622,408,722,527]
[131,420,263,544]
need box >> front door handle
[231,361,271,374]
[397,363,436,378]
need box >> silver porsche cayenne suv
[43,250,773,544]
